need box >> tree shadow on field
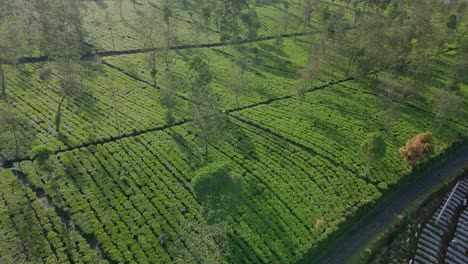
[256,43,298,80]
[5,193,51,262]
[72,90,100,117]
[135,10,144,17]
[94,0,108,10]
[255,0,286,7]
[57,152,88,190]
[249,79,278,100]
[171,0,197,12]
[307,96,364,149]
[258,42,289,59]
[169,129,204,169]
[165,117,258,171]
[223,119,258,161]
[121,18,143,35]
[226,191,298,263]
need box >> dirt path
[300,144,468,264]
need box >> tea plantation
[0,0,467,263]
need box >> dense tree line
[294,0,466,173]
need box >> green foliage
[192,162,243,223]
[361,133,386,163]
[0,101,34,160]
[431,89,463,131]
[30,145,53,165]
[162,2,173,25]
[188,55,213,88]
[0,1,467,263]
[0,169,101,263]
[446,14,457,29]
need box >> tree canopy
[192,162,243,223]
[399,132,435,166]
[361,132,386,178]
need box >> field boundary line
[10,31,312,65]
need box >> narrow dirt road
[300,144,468,264]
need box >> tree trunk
[0,65,5,99]
[330,54,337,81]
[113,98,122,137]
[151,51,157,86]
[385,110,394,135]
[13,129,19,160]
[108,18,116,51]
[436,122,444,133]
[119,1,124,19]
[345,55,354,77]
[200,124,210,156]
[248,24,253,47]
[345,43,357,77]
[194,104,210,156]
[363,159,371,179]
[56,95,67,134]
[329,39,337,81]
[164,50,171,72]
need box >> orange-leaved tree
[399,132,434,166]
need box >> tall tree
[273,31,284,61]
[105,50,127,145]
[448,38,468,90]
[377,78,414,134]
[37,0,86,58]
[320,8,349,80]
[352,13,390,81]
[202,5,212,31]
[45,62,85,135]
[0,14,22,99]
[105,11,117,52]
[162,1,173,27]
[116,0,124,19]
[360,132,386,179]
[187,55,224,156]
[140,8,160,86]
[431,89,463,132]
[216,0,252,44]
[240,6,261,46]
[159,76,180,125]
[218,1,241,44]
[295,52,322,109]
[0,102,32,161]
[302,0,317,30]
[227,64,248,109]
[279,2,292,35]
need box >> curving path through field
[299,144,468,264]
